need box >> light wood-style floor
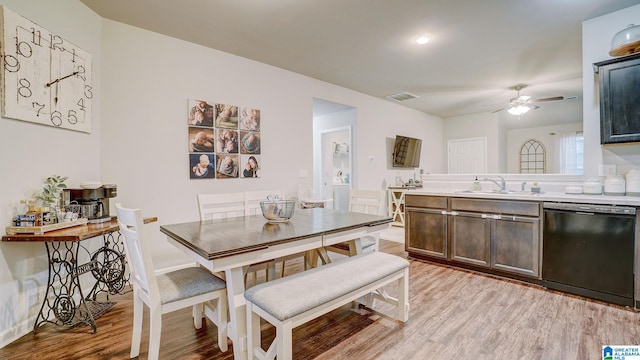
[2,240,639,360]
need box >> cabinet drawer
[451,198,539,217]
[405,195,447,209]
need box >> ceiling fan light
[507,104,531,116]
[415,34,431,45]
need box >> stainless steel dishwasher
[542,202,636,307]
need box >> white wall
[0,1,443,347]
[443,112,502,172]
[99,18,443,268]
[0,0,102,347]
[583,4,640,177]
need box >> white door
[448,137,487,174]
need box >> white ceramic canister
[604,175,626,196]
[625,168,640,196]
[582,177,603,195]
[564,184,583,194]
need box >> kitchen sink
[455,190,543,196]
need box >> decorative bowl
[260,200,295,223]
[79,181,102,189]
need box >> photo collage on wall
[188,99,261,179]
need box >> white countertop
[405,189,640,207]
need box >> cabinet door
[450,212,491,267]
[595,53,640,144]
[492,216,540,277]
[405,207,447,259]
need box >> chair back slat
[115,203,157,300]
[245,190,283,216]
[198,193,245,220]
[349,189,386,216]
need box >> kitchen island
[404,189,640,309]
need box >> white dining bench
[244,251,410,360]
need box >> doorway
[312,98,356,211]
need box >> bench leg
[277,321,294,360]
[398,267,409,322]
[246,302,260,359]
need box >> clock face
[0,6,93,133]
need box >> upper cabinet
[594,53,640,144]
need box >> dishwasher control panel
[543,202,636,215]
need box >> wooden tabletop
[160,208,391,260]
[2,217,158,242]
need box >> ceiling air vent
[385,92,420,102]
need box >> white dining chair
[198,192,246,220]
[295,182,333,209]
[197,192,271,285]
[325,189,387,257]
[115,203,228,359]
[244,190,283,216]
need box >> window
[520,139,546,174]
[558,131,584,175]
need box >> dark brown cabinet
[405,195,448,259]
[406,194,542,279]
[594,53,640,144]
[450,211,491,267]
[492,216,540,277]
[450,198,541,278]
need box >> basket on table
[260,200,295,223]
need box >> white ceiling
[80,0,640,123]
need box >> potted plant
[35,175,68,223]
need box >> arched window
[520,139,545,174]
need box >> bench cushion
[244,252,409,321]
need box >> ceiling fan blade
[532,96,564,103]
[491,107,507,113]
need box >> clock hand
[46,71,79,88]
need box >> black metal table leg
[85,231,130,300]
[33,241,96,333]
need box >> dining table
[159,207,391,360]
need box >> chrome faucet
[483,176,506,192]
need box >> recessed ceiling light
[415,34,431,45]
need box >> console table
[2,217,156,333]
[387,187,407,227]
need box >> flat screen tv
[393,135,422,168]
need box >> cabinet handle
[481,214,502,219]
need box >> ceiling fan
[491,84,564,116]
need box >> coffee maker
[62,184,117,223]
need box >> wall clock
[0,6,93,133]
